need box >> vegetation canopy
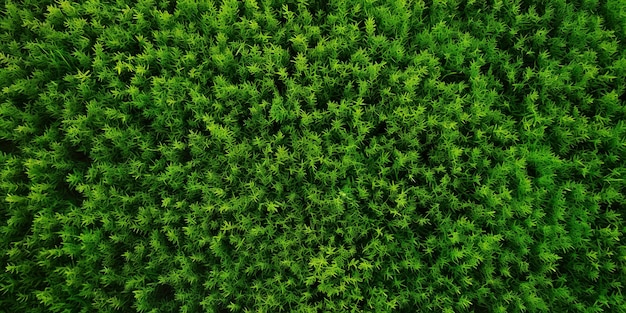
[1,0,626,312]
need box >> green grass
[1,0,626,312]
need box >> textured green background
[1,0,625,312]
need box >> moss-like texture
[1,0,626,312]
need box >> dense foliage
[1,0,626,312]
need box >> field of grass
[1,0,626,312]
